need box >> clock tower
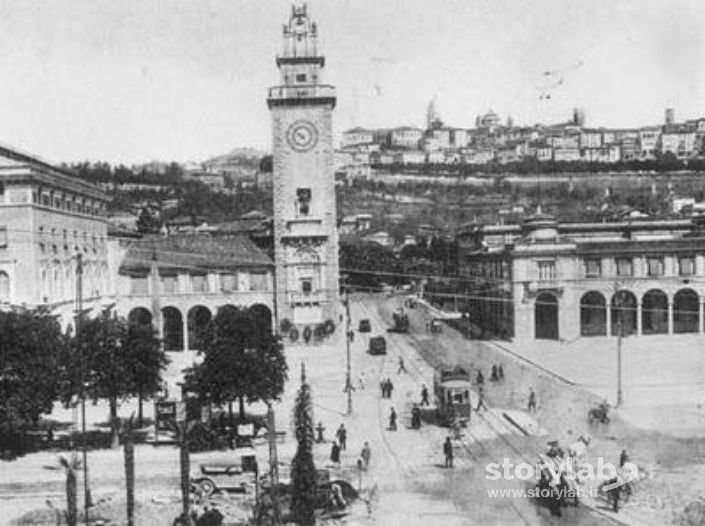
[267,2,339,335]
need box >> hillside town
[336,106,705,178]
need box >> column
[636,301,643,336]
[606,304,612,336]
[699,298,704,334]
[182,310,189,352]
[667,302,674,335]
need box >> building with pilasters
[267,3,340,333]
[458,215,705,342]
[0,144,110,326]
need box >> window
[678,256,695,276]
[616,258,633,277]
[538,261,556,281]
[41,194,50,206]
[130,276,149,295]
[221,273,237,292]
[296,188,311,216]
[646,257,664,277]
[251,272,268,291]
[296,73,307,83]
[300,278,312,294]
[161,276,177,294]
[192,275,208,293]
[583,258,601,277]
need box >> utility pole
[344,291,353,415]
[614,282,624,408]
[75,253,92,522]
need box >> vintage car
[190,447,258,496]
[358,319,371,333]
[368,336,387,355]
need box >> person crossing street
[443,436,454,468]
[421,384,430,406]
[388,407,397,431]
[397,356,407,374]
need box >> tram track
[385,293,634,526]
[353,296,535,525]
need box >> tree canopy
[59,308,168,429]
[0,308,66,455]
[185,307,287,415]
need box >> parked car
[190,447,258,496]
[368,336,387,355]
[358,319,371,333]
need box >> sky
[0,0,704,164]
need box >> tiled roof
[120,234,272,275]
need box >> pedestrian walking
[330,441,341,466]
[498,364,504,380]
[387,378,394,398]
[619,449,630,468]
[358,371,366,390]
[380,379,386,398]
[443,436,454,468]
[316,421,326,443]
[388,407,397,431]
[528,387,537,413]
[476,385,488,412]
[490,365,498,382]
[336,423,347,450]
[361,442,371,470]
[421,384,430,406]
[397,356,407,374]
[476,369,484,385]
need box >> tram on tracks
[434,366,472,426]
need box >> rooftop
[120,234,272,275]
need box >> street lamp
[613,283,624,408]
[344,291,353,415]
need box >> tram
[434,366,472,426]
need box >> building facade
[0,145,110,325]
[268,3,340,329]
[115,234,274,356]
[458,216,705,343]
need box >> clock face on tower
[286,120,319,152]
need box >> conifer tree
[290,364,317,526]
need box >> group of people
[328,423,373,474]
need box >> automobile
[358,319,371,333]
[260,466,330,489]
[190,447,258,496]
[368,336,387,355]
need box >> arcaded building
[458,215,705,342]
[115,234,274,354]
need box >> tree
[290,365,317,526]
[124,323,169,427]
[0,307,65,457]
[60,307,168,444]
[186,307,287,419]
[136,207,160,234]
